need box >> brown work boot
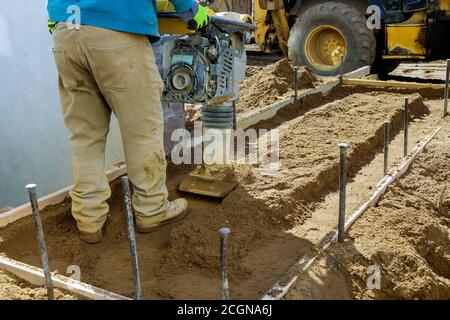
[136,198,190,233]
[79,224,105,244]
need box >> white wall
[0,1,125,209]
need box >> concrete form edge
[0,256,131,300]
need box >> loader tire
[288,2,376,76]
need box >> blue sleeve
[170,0,195,13]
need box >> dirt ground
[340,133,450,299]
[1,57,447,299]
[0,270,78,300]
[285,119,450,300]
[1,80,445,299]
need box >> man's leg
[80,26,188,228]
[52,24,111,238]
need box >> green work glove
[48,19,57,34]
[187,3,209,30]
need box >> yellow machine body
[156,0,252,35]
[383,1,449,59]
[156,0,214,35]
[253,0,290,55]
[384,24,428,59]
[383,12,428,59]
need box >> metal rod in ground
[26,184,54,300]
[219,227,231,300]
[232,100,237,129]
[337,144,348,243]
[294,66,299,102]
[121,176,142,300]
[339,55,344,83]
[404,97,409,157]
[384,121,390,176]
[444,59,450,117]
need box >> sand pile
[237,59,321,114]
[245,66,263,78]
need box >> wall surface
[0,1,125,209]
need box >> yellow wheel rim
[304,25,348,72]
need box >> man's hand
[48,18,56,34]
[188,3,208,30]
[178,2,209,30]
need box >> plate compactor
[157,10,256,198]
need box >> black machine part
[285,0,430,23]
[159,15,255,105]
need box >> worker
[47,0,208,244]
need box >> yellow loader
[209,0,450,76]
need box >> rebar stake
[26,184,54,300]
[384,121,390,176]
[121,176,142,300]
[338,143,348,243]
[404,97,409,157]
[444,59,450,117]
[294,66,299,102]
[339,55,344,83]
[219,227,231,300]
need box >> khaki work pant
[52,24,169,233]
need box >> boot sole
[135,207,190,234]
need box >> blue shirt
[47,0,194,37]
